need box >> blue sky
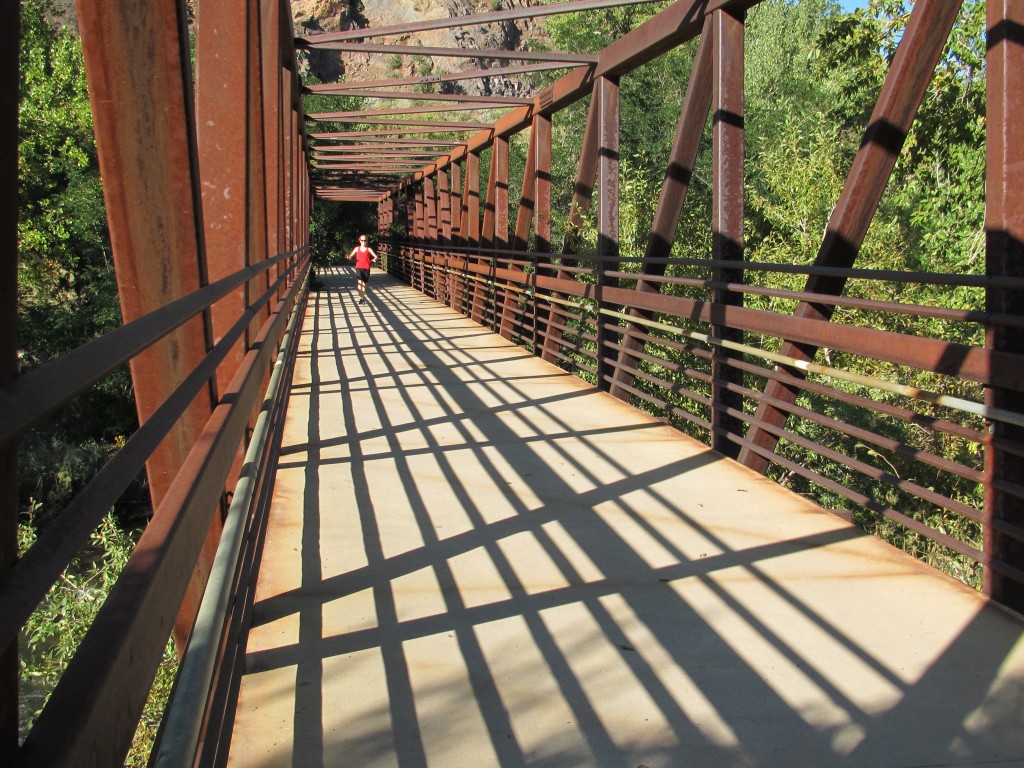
[838,0,864,10]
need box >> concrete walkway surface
[226,267,1024,768]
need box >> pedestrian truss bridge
[3,1,1024,766]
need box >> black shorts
[356,268,370,283]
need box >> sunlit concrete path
[225,266,1024,768]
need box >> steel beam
[984,0,1024,612]
[595,76,621,391]
[710,9,745,458]
[541,86,602,363]
[76,0,222,654]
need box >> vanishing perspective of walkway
[226,268,1024,767]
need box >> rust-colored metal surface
[984,0,1024,609]
[710,8,745,459]
[6,0,309,763]
[75,0,222,653]
[609,14,713,402]
[737,0,965,472]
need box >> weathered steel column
[414,182,426,292]
[502,121,540,340]
[0,2,18,757]
[248,0,271,332]
[492,135,510,330]
[196,0,255,483]
[449,160,464,309]
[609,18,713,402]
[543,86,600,364]
[77,0,219,651]
[466,151,483,321]
[595,76,620,391]
[533,112,553,352]
[424,175,438,299]
[262,0,283,264]
[984,0,1024,613]
[450,160,463,246]
[438,167,452,305]
[710,9,745,459]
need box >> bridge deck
[225,267,1024,768]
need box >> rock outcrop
[291,0,549,97]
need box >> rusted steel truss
[3,0,309,764]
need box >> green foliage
[17,0,141,527]
[18,512,177,764]
[310,199,377,268]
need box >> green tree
[17,0,140,525]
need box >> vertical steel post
[595,76,620,391]
[710,9,745,459]
[984,0,1024,613]
[77,0,218,651]
[534,113,553,353]
[466,151,483,321]
[438,168,451,305]
[502,123,539,340]
[262,0,283,265]
[450,161,464,309]
[196,0,253,509]
[249,0,271,334]
[425,176,438,299]
[493,136,510,331]
[0,2,17,758]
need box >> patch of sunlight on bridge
[226,267,1024,768]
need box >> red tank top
[354,245,372,270]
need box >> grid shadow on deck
[225,267,1024,768]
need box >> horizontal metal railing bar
[990,518,1024,547]
[723,373,985,487]
[605,274,1008,329]
[622,363,713,410]
[726,428,984,563]
[0,256,304,655]
[712,395,983,525]
[991,475,1024,505]
[525,276,1005,397]
[396,239,1024,290]
[546,291,985,454]
[17,261,309,767]
[988,557,1024,589]
[152,270,306,768]
[733,357,986,444]
[0,247,300,445]
[597,302,1022,428]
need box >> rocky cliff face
[291,0,548,97]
